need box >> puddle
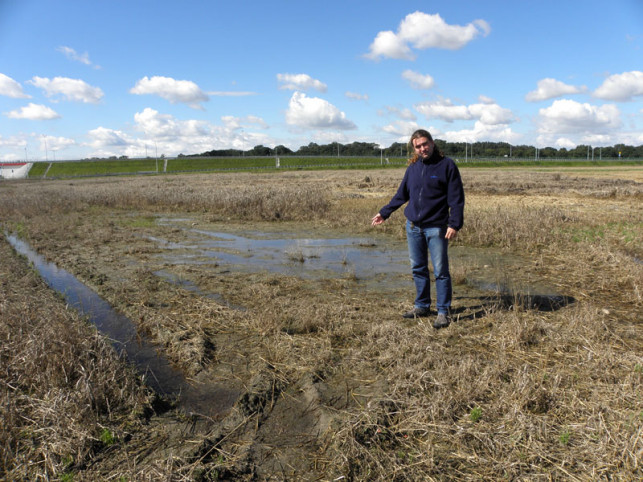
[158,228,411,288]
[151,221,571,309]
[5,233,239,418]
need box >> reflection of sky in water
[152,222,564,296]
[161,228,411,284]
[6,233,240,416]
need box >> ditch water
[6,233,239,418]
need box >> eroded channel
[6,233,239,419]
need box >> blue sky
[0,0,642,161]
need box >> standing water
[5,233,238,418]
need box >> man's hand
[371,213,385,226]
[445,227,458,240]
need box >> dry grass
[0,166,641,480]
[0,237,151,480]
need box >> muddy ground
[1,166,642,480]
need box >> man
[371,129,465,329]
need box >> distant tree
[297,142,321,155]
[539,147,558,158]
[186,139,641,160]
[273,145,293,155]
[613,144,635,158]
[384,142,407,158]
[248,145,272,156]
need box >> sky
[0,0,642,161]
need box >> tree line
[187,140,643,159]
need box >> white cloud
[134,108,209,138]
[0,73,31,98]
[415,98,515,125]
[345,91,369,101]
[220,114,268,130]
[128,109,272,156]
[285,92,356,130]
[277,73,327,92]
[402,70,435,89]
[380,105,417,121]
[381,120,421,138]
[4,103,60,120]
[553,137,577,149]
[40,135,76,152]
[57,46,100,69]
[581,134,614,146]
[366,11,490,60]
[0,134,27,149]
[87,127,131,149]
[536,99,622,146]
[243,115,269,129]
[443,121,521,144]
[0,134,28,161]
[415,99,471,122]
[130,76,209,109]
[468,103,515,125]
[28,76,103,103]
[593,71,643,101]
[366,30,414,60]
[525,78,586,102]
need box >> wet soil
[5,216,576,478]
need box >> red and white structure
[0,162,32,179]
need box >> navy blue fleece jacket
[379,151,465,230]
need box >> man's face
[413,136,434,158]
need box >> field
[26,156,642,179]
[1,165,641,480]
[26,156,409,178]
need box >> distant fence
[17,156,643,180]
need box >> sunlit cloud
[277,73,327,92]
[4,103,60,120]
[415,98,515,125]
[537,99,621,133]
[28,76,104,103]
[366,11,490,60]
[345,91,369,101]
[525,78,586,102]
[130,76,209,109]
[402,69,435,89]
[593,71,643,101]
[0,73,31,98]
[285,92,356,130]
[57,46,101,69]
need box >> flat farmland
[1,165,641,480]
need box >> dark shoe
[433,312,451,329]
[403,307,431,319]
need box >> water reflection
[155,228,411,289]
[5,233,239,418]
[153,224,566,297]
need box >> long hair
[407,129,442,164]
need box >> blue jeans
[406,221,452,314]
